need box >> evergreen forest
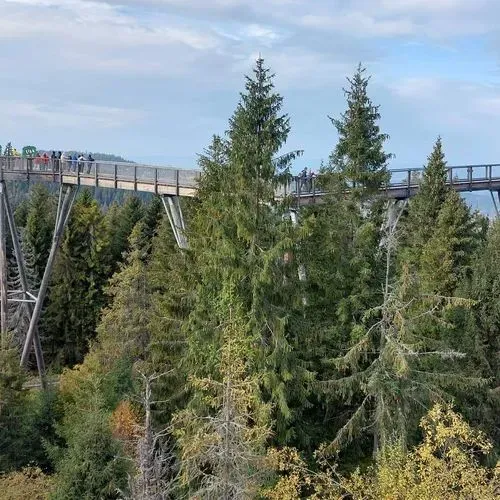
[0,59,499,499]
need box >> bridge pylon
[17,185,78,385]
[162,195,188,249]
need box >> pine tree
[94,221,152,369]
[43,189,110,366]
[329,64,392,196]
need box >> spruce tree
[106,196,144,270]
[329,64,392,196]
[43,189,110,366]
[419,190,482,295]
[182,58,310,444]
[24,184,57,282]
[320,214,484,455]
[401,137,449,266]
[173,283,270,498]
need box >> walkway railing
[1,157,500,200]
[0,156,200,195]
[278,164,500,199]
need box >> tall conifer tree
[181,58,310,445]
[43,190,110,366]
[329,64,392,196]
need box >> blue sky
[2,0,500,181]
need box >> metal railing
[282,164,500,198]
[0,156,201,194]
[1,157,500,199]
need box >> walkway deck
[1,157,500,203]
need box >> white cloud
[389,77,500,129]
[0,100,145,129]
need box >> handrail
[0,156,499,199]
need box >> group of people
[298,167,316,193]
[34,151,95,173]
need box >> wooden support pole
[20,185,77,367]
[3,185,46,387]
[0,182,7,339]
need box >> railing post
[448,168,453,185]
[114,164,118,189]
[175,169,179,196]
[468,166,472,189]
[154,168,158,195]
[134,165,137,191]
[94,162,98,187]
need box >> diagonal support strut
[20,185,78,368]
[162,195,188,249]
[2,182,46,386]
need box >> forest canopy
[0,59,498,499]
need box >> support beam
[3,184,46,386]
[0,182,7,338]
[289,210,307,282]
[162,196,188,249]
[491,190,500,217]
[20,185,77,367]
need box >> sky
[2,0,500,182]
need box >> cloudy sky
[2,0,500,172]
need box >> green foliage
[43,189,110,366]
[420,190,482,294]
[50,402,128,500]
[24,184,56,282]
[106,195,144,269]
[182,58,310,446]
[401,137,449,267]
[173,282,271,498]
[329,64,392,196]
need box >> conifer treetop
[329,63,392,195]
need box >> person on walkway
[50,151,56,171]
[60,152,68,171]
[87,153,95,174]
[42,152,49,171]
[56,151,62,172]
[71,154,77,172]
[77,154,85,173]
[34,152,42,170]
[307,168,315,192]
[299,167,308,192]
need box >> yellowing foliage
[0,467,54,499]
[264,404,500,499]
[110,399,142,456]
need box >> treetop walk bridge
[1,156,500,203]
[1,155,500,388]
